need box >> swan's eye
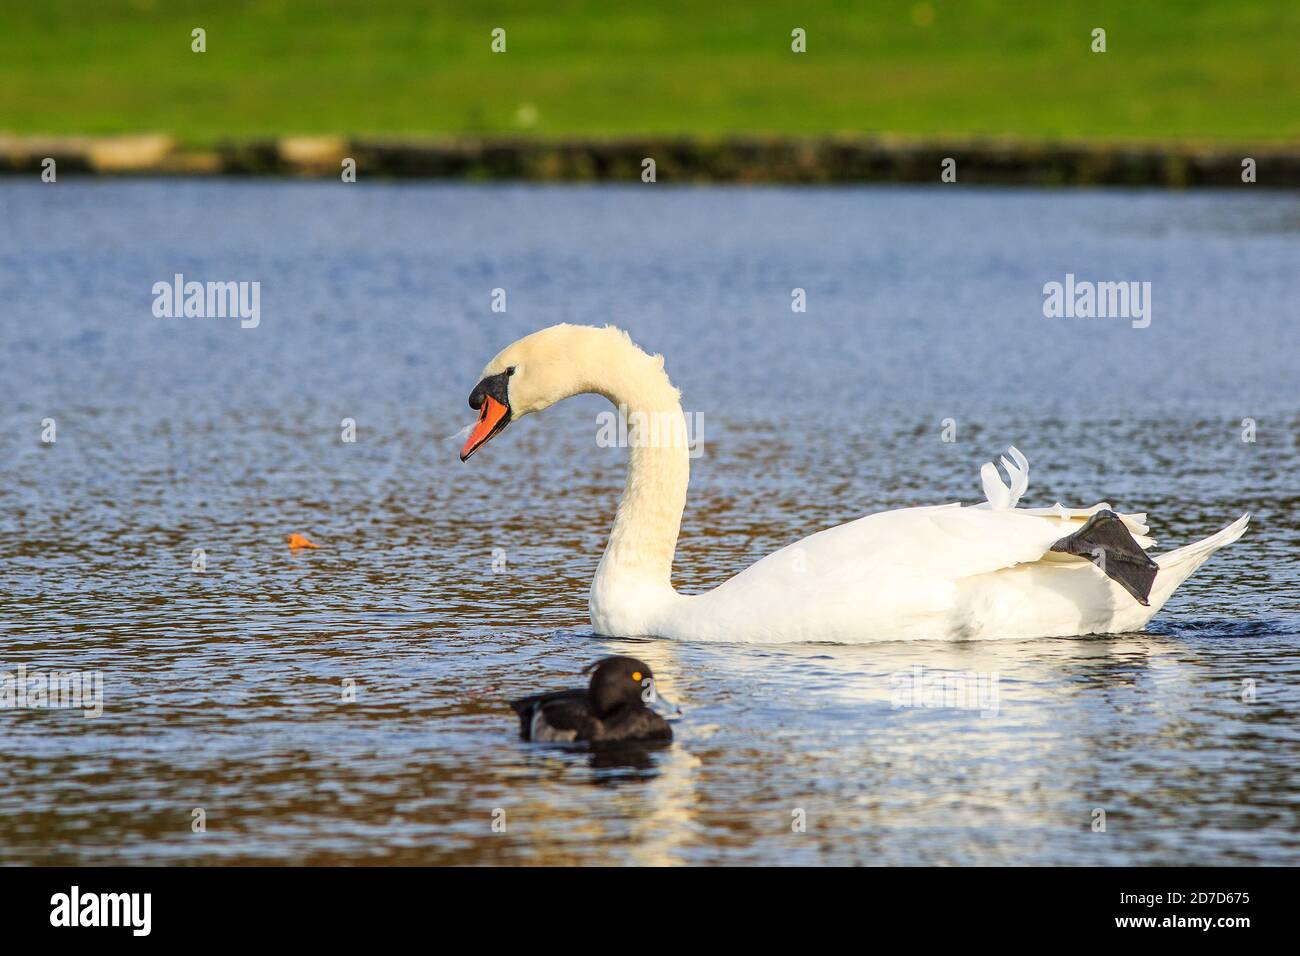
[631,671,642,681]
[506,366,516,376]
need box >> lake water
[1,180,1297,865]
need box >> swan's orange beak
[460,395,510,461]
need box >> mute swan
[459,324,1249,643]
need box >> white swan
[459,324,1248,643]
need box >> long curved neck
[601,394,689,584]
[580,334,690,632]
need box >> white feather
[981,462,1010,510]
[1000,445,1030,507]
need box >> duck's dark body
[510,657,674,743]
[510,690,672,743]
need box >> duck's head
[584,656,677,718]
[459,324,675,461]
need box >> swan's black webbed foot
[1050,509,1158,606]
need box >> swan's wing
[813,504,1071,579]
[670,447,1162,642]
[718,505,1055,592]
[1019,503,1154,548]
[680,505,1063,641]
[710,502,1155,607]
[672,501,1165,642]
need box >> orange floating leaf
[287,533,320,549]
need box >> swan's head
[458,325,577,461]
[460,324,655,461]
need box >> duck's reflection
[588,739,672,774]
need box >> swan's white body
[465,325,1248,644]
[617,503,1248,643]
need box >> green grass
[1,0,1296,144]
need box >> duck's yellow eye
[631,671,642,681]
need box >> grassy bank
[1,1,1297,146]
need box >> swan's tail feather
[1148,513,1250,610]
[1155,513,1250,570]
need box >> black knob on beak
[468,371,510,411]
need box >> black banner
[0,866,1282,942]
